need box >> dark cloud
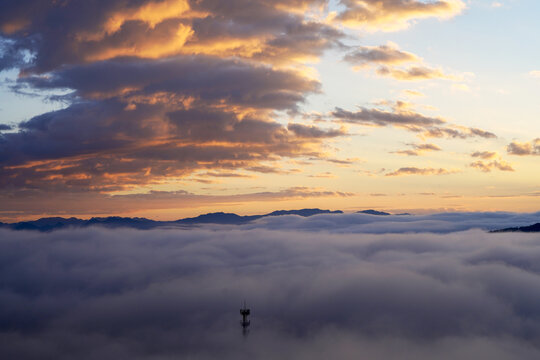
[0,97,347,191]
[22,56,320,110]
[332,102,495,139]
[0,38,31,72]
[0,0,341,73]
[3,214,540,358]
[0,1,348,195]
[423,126,496,139]
[507,139,540,156]
[333,105,444,127]
[0,124,13,131]
[287,123,346,138]
[343,43,418,67]
[468,127,497,139]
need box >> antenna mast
[240,300,251,335]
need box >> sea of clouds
[2,212,540,359]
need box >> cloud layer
[2,213,540,359]
[0,0,348,194]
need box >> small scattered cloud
[471,151,498,160]
[393,143,441,156]
[529,70,540,78]
[314,157,363,166]
[309,172,336,178]
[402,90,425,98]
[385,167,457,177]
[469,151,514,172]
[423,126,496,139]
[333,101,496,140]
[507,139,540,156]
[469,160,514,173]
[287,123,347,138]
[343,42,418,68]
[199,172,255,178]
[376,65,456,81]
[344,42,460,82]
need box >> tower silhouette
[240,301,250,336]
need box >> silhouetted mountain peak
[491,222,540,233]
[1,208,344,231]
[267,209,343,217]
[176,212,257,225]
[357,209,391,216]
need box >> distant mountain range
[491,223,540,233]
[2,209,537,233]
[0,208,351,232]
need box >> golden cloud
[337,0,466,31]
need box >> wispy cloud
[344,42,419,68]
[471,151,498,160]
[385,167,457,177]
[402,90,425,97]
[376,65,457,81]
[469,160,514,172]
[393,143,442,156]
[344,42,459,81]
[332,101,496,140]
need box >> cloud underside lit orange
[0,0,527,220]
[337,0,466,31]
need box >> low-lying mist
[2,214,540,359]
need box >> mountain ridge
[491,222,540,233]
[0,208,346,232]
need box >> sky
[3,213,540,359]
[0,0,539,221]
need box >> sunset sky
[1,0,539,221]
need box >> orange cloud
[470,160,514,173]
[507,139,540,156]
[393,143,441,156]
[385,167,457,176]
[471,151,498,160]
[104,0,193,34]
[376,65,456,81]
[0,186,353,221]
[344,42,461,81]
[338,0,466,31]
